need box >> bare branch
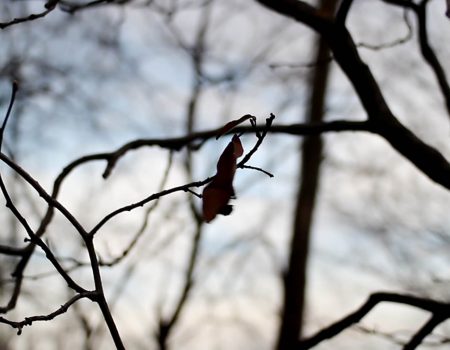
[0,116,358,314]
[336,0,354,25]
[99,151,173,267]
[357,324,450,347]
[255,0,331,33]
[357,8,413,50]
[89,177,212,237]
[240,165,274,177]
[0,292,95,335]
[269,56,333,70]
[0,82,86,313]
[157,221,203,349]
[255,0,450,190]
[416,0,450,118]
[83,235,125,349]
[237,114,275,168]
[59,0,133,13]
[297,292,450,349]
[403,314,448,350]
[382,0,450,117]
[0,152,88,237]
[0,244,25,256]
[93,121,355,235]
[382,0,417,8]
[0,5,58,30]
[102,119,369,178]
[0,81,18,144]
[0,174,86,296]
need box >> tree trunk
[276,1,336,349]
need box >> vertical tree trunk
[276,1,336,349]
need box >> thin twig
[241,165,274,177]
[416,0,450,118]
[60,0,131,14]
[0,292,95,335]
[89,177,212,237]
[381,0,450,117]
[357,8,413,50]
[0,7,56,30]
[237,113,275,167]
[184,188,202,198]
[0,81,18,145]
[269,56,333,70]
[0,83,86,296]
[0,152,88,237]
[99,151,173,266]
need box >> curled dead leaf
[216,114,256,139]
[202,134,243,223]
[202,185,234,223]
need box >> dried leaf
[202,185,234,223]
[232,134,244,157]
[216,114,255,139]
[216,135,242,181]
[202,135,244,223]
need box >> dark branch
[0,85,89,311]
[403,314,448,350]
[357,8,412,50]
[298,292,450,349]
[0,6,57,29]
[0,84,86,297]
[381,0,418,9]
[0,152,88,237]
[255,0,331,33]
[238,113,275,168]
[0,292,94,335]
[241,165,274,177]
[90,115,280,236]
[102,119,369,178]
[0,81,18,144]
[0,244,25,256]
[336,0,354,25]
[88,177,212,237]
[157,220,203,348]
[416,0,450,118]
[83,234,125,350]
[99,151,173,267]
[382,0,450,117]
[60,0,132,13]
[0,117,361,313]
[255,0,450,190]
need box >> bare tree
[0,1,448,350]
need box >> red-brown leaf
[216,114,255,139]
[232,134,243,157]
[202,184,234,223]
[202,135,244,223]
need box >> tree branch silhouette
[0,2,59,29]
[297,292,450,350]
[382,0,450,118]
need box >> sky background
[0,0,449,349]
